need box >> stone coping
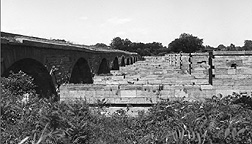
[165,51,252,56]
[213,51,252,56]
[61,84,252,89]
[190,52,209,56]
[1,32,138,56]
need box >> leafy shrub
[232,93,252,109]
[1,71,252,144]
[1,71,92,144]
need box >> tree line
[94,33,252,56]
[214,40,252,51]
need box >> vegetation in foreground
[1,71,252,144]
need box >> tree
[95,43,108,48]
[217,44,226,51]
[200,45,215,52]
[110,37,124,49]
[168,33,204,53]
[110,37,168,56]
[226,43,236,51]
[243,40,252,50]
[123,38,132,47]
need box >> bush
[1,71,93,144]
[1,71,252,144]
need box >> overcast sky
[1,0,252,47]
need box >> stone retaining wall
[165,51,252,86]
[60,51,252,104]
[60,84,252,104]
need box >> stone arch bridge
[1,32,141,97]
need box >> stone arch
[98,58,110,75]
[121,56,125,67]
[126,58,130,65]
[111,57,119,70]
[69,58,93,84]
[1,58,6,75]
[1,58,57,98]
[130,57,133,64]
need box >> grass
[1,71,252,144]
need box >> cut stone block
[120,90,137,97]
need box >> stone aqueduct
[1,32,141,97]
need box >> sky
[1,0,252,47]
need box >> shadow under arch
[126,58,130,65]
[111,57,119,70]
[98,58,110,75]
[130,57,133,64]
[1,58,57,98]
[69,58,93,84]
[121,56,125,67]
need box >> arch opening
[130,57,133,64]
[121,57,125,67]
[126,58,130,65]
[97,58,110,75]
[1,58,57,98]
[69,58,93,84]
[111,57,119,70]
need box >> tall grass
[1,71,252,144]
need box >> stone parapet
[213,51,252,56]
[60,84,252,104]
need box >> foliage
[1,71,36,96]
[168,33,204,53]
[216,40,252,51]
[217,44,226,51]
[110,37,170,56]
[243,40,252,51]
[1,71,252,144]
[1,71,92,144]
[94,43,108,48]
[110,34,251,55]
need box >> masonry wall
[164,51,252,96]
[2,42,139,83]
[212,51,252,96]
[60,51,252,104]
[166,51,252,86]
[190,53,210,85]
[212,51,252,85]
[61,83,240,104]
[60,84,159,104]
[60,83,216,104]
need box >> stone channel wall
[60,84,212,103]
[60,84,159,104]
[60,51,252,104]
[212,51,252,86]
[166,51,252,97]
[166,51,252,85]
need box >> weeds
[1,71,252,143]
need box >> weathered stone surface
[1,32,140,97]
[60,51,252,105]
